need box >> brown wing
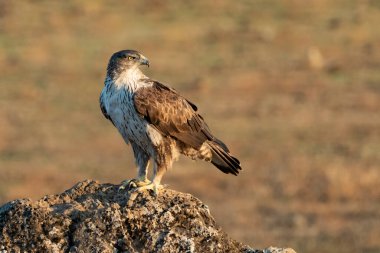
[134,81,242,175]
[133,81,213,149]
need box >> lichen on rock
[0,180,295,253]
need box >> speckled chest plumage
[100,70,163,156]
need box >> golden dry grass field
[1,1,380,252]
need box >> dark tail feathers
[208,141,241,176]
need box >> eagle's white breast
[101,68,163,155]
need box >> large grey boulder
[0,180,295,253]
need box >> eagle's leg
[119,143,151,191]
[142,143,175,194]
[151,163,166,189]
[125,143,173,194]
[132,162,165,194]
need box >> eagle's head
[107,49,149,78]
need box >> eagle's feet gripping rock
[119,178,151,191]
[119,179,164,195]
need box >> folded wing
[133,81,241,175]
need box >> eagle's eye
[128,56,135,60]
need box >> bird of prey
[100,50,241,193]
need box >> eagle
[100,50,241,193]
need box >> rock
[0,180,295,253]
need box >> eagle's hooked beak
[139,56,150,68]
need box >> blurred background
[1,1,379,252]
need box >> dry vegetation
[0,1,379,252]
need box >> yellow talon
[119,178,151,191]
[134,182,164,195]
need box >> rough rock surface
[0,180,296,253]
